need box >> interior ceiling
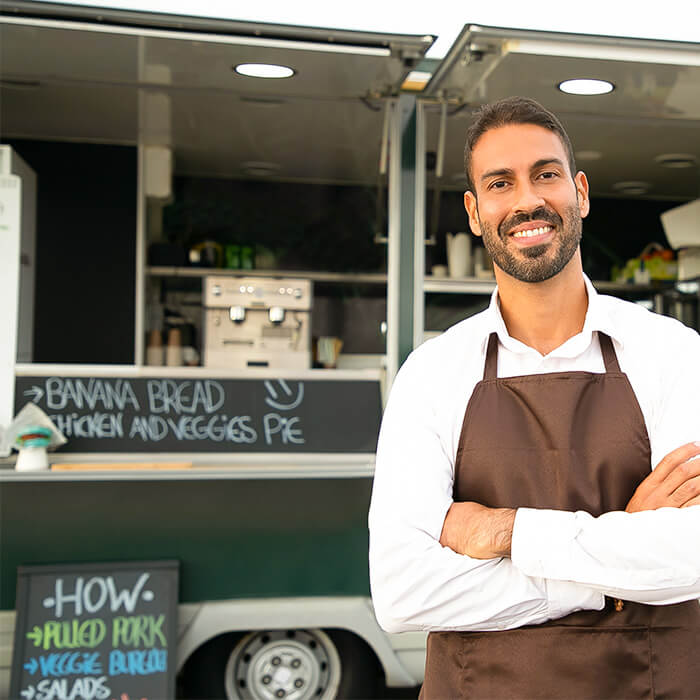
[1,16,699,199]
[423,25,700,201]
[0,17,425,184]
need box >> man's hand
[439,501,516,559]
[626,441,700,513]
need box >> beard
[477,204,583,283]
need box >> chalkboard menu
[10,561,179,700]
[14,375,382,453]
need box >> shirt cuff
[511,507,579,578]
[512,507,605,617]
[544,578,605,620]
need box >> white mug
[447,232,472,278]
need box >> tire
[225,628,341,700]
[326,629,382,699]
[179,628,381,700]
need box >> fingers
[652,441,700,482]
[661,455,700,499]
[681,495,700,508]
[670,474,700,508]
[626,443,700,513]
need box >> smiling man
[369,97,700,698]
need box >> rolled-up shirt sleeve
[368,352,605,634]
[511,506,700,604]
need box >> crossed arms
[369,366,700,635]
[441,441,700,560]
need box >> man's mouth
[511,225,553,239]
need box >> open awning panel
[1,5,434,183]
[421,25,700,199]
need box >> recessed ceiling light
[234,63,295,79]
[654,153,698,169]
[558,79,614,95]
[612,180,650,195]
[575,150,603,161]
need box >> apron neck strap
[598,332,621,373]
[483,331,620,380]
[483,333,499,380]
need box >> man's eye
[538,171,558,180]
[489,180,508,190]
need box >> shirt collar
[480,274,623,356]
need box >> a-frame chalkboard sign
[10,561,179,700]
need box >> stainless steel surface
[0,14,432,185]
[13,362,382,380]
[148,267,671,295]
[420,25,700,201]
[0,460,377,482]
[134,145,146,365]
[147,267,389,284]
[413,100,427,349]
[424,276,496,294]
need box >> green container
[240,245,254,269]
[225,244,241,269]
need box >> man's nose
[513,181,546,213]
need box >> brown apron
[422,332,700,699]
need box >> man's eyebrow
[480,167,513,182]
[532,158,566,170]
[480,158,567,183]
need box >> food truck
[1,2,699,698]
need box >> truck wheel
[224,629,341,700]
[179,628,381,700]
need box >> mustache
[499,207,562,237]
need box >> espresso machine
[203,276,312,369]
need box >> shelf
[146,266,387,285]
[147,267,675,296]
[0,457,377,482]
[424,276,496,294]
[593,280,675,293]
[424,277,676,295]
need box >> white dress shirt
[369,276,700,634]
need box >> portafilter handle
[269,306,285,324]
[229,305,246,323]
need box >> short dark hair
[463,96,577,194]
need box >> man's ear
[463,191,482,237]
[574,171,590,219]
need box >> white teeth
[512,226,552,238]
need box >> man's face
[464,123,590,283]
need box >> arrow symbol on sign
[20,685,35,700]
[23,386,44,403]
[23,658,38,674]
[26,626,42,647]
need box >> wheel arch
[177,596,423,687]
